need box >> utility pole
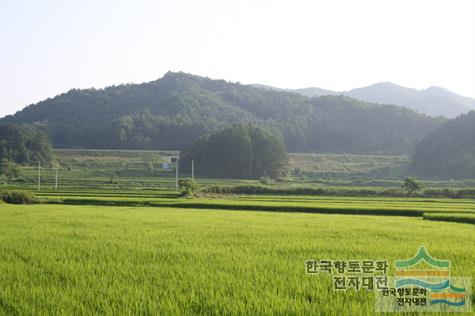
[37,162,41,192]
[55,167,58,190]
[175,158,179,191]
[191,160,194,181]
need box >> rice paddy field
[1,203,474,315]
[1,149,475,315]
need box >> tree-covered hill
[412,111,475,178]
[0,72,444,153]
[180,124,289,179]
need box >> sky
[1,0,474,118]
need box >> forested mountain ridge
[413,111,475,178]
[0,72,444,153]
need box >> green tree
[402,177,422,195]
[0,159,19,179]
[0,124,54,165]
[179,124,288,179]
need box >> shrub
[1,191,35,204]
[178,179,200,197]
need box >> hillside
[413,111,475,178]
[286,82,475,118]
[0,72,444,154]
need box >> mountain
[285,82,475,118]
[249,84,337,97]
[0,72,444,154]
[294,87,339,98]
[413,111,475,178]
[346,82,475,118]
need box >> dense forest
[0,72,444,154]
[179,124,288,179]
[412,111,475,178]
[0,124,54,177]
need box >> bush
[178,179,200,197]
[1,191,35,204]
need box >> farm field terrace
[35,191,475,222]
[4,149,475,191]
[0,203,474,315]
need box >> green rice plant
[423,212,475,225]
[0,204,473,315]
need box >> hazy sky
[1,0,474,117]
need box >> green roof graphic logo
[396,246,450,269]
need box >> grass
[0,204,474,315]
